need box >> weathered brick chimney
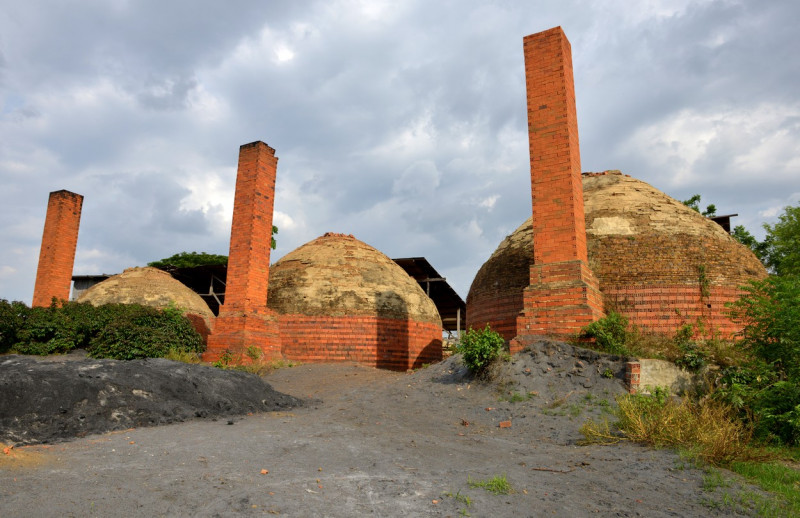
[203,141,282,362]
[32,190,84,307]
[512,27,604,349]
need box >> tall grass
[582,393,770,466]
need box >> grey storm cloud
[1,0,799,304]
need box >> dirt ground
[0,340,770,517]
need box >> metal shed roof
[391,257,466,333]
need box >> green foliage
[6,301,204,361]
[729,276,800,381]
[579,310,631,355]
[270,224,278,249]
[682,194,717,217]
[698,264,711,299]
[731,225,766,260]
[761,203,800,278]
[148,225,278,269]
[0,299,29,353]
[148,251,228,269]
[12,301,113,355]
[87,303,204,360]
[729,461,800,516]
[673,324,708,371]
[456,326,506,375]
[715,362,800,446]
[467,474,514,495]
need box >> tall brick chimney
[203,141,281,362]
[32,190,84,307]
[512,27,604,349]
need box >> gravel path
[0,342,769,517]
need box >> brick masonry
[33,190,83,307]
[515,26,603,344]
[625,362,641,394]
[467,171,767,345]
[278,314,443,371]
[204,141,281,362]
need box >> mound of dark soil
[0,353,302,445]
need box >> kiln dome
[268,233,441,325]
[77,267,215,335]
[467,171,767,339]
[268,233,442,370]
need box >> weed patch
[467,474,514,495]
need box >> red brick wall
[278,314,442,371]
[204,142,281,362]
[517,27,603,339]
[33,190,83,307]
[471,280,749,348]
[466,291,523,342]
[604,285,747,338]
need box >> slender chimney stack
[32,190,83,307]
[512,27,604,349]
[204,141,281,362]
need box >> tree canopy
[682,193,717,217]
[761,204,800,277]
[147,225,278,269]
[148,252,228,269]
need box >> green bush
[457,325,506,375]
[87,304,204,360]
[729,276,800,380]
[673,323,708,371]
[579,310,631,355]
[12,301,123,355]
[8,301,204,360]
[714,276,800,445]
[0,299,28,353]
[715,362,800,445]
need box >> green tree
[761,203,800,277]
[682,193,717,217]
[148,226,279,269]
[148,251,228,269]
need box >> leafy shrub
[87,304,204,360]
[579,310,631,355]
[729,275,800,380]
[0,299,29,353]
[12,302,102,355]
[8,301,204,361]
[457,326,506,375]
[673,323,708,371]
[721,274,800,445]
[714,362,800,445]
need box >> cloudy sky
[1,0,798,305]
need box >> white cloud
[1,0,799,304]
[479,195,499,210]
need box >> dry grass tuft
[619,395,772,465]
[163,349,203,364]
[579,418,622,445]
[582,393,774,466]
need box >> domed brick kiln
[268,233,443,370]
[77,266,215,341]
[467,171,767,340]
